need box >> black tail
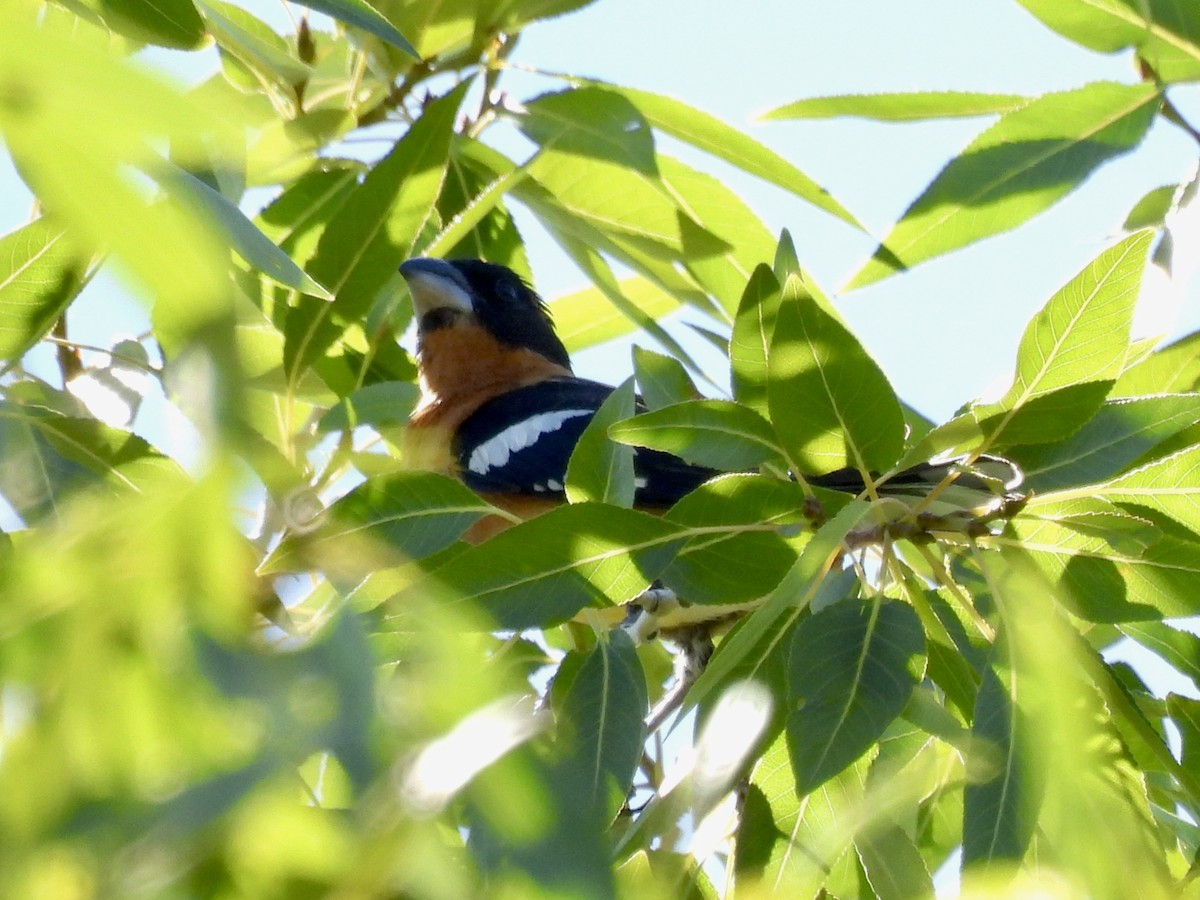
[808,455,1023,514]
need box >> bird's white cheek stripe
[467,409,593,476]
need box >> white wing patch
[466,409,594,476]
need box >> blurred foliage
[1,0,1200,897]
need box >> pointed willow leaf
[1013,0,1200,83]
[290,0,417,56]
[963,665,1032,868]
[609,399,784,471]
[549,276,682,352]
[736,734,868,895]
[316,381,419,432]
[609,83,862,228]
[847,82,1160,290]
[1100,443,1200,534]
[686,500,870,715]
[786,599,925,794]
[0,219,88,362]
[100,0,206,49]
[199,0,312,86]
[256,163,363,265]
[765,91,1030,122]
[1120,621,1200,690]
[521,87,657,174]
[659,474,803,604]
[855,825,933,900]
[1123,184,1178,231]
[768,285,905,472]
[1169,694,1200,780]
[263,472,494,573]
[388,504,685,630]
[292,83,465,375]
[970,230,1152,446]
[525,146,723,260]
[1017,394,1200,491]
[566,377,637,506]
[658,153,778,315]
[1114,329,1200,396]
[559,630,647,822]
[0,401,183,523]
[1011,508,1200,620]
[631,346,698,411]
[170,166,333,299]
[730,264,782,417]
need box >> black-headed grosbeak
[397,257,1022,549]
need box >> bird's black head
[398,257,572,370]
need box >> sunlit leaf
[610,399,784,471]
[0,218,89,363]
[765,91,1030,121]
[1017,393,1200,490]
[846,83,1160,289]
[1100,443,1200,534]
[1013,0,1200,83]
[768,282,905,472]
[385,504,686,630]
[566,376,637,506]
[1114,329,1200,396]
[199,0,312,86]
[550,275,683,353]
[521,87,657,174]
[730,264,782,417]
[263,472,493,573]
[608,83,863,228]
[969,230,1152,447]
[99,0,207,49]
[292,82,465,375]
[317,381,420,432]
[291,0,417,56]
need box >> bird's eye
[495,280,521,305]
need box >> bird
[397,255,1022,547]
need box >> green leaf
[559,630,647,821]
[198,0,312,87]
[0,219,89,362]
[317,381,420,432]
[1100,443,1200,534]
[566,377,637,506]
[609,399,784,471]
[855,825,933,900]
[657,153,778,314]
[786,599,925,794]
[0,401,183,523]
[1013,0,1200,83]
[387,504,686,630]
[525,146,721,261]
[290,0,417,57]
[521,87,657,174]
[687,500,870,713]
[549,276,683,353]
[1114,330,1200,396]
[263,472,494,573]
[962,665,1033,867]
[170,166,333,299]
[767,283,905,472]
[609,83,862,228]
[293,82,465,375]
[764,91,1030,121]
[1121,621,1200,691]
[846,82,1160,289]
[730,264,782,417]
[1017,394,1200,491]
[1123,184,1178,231]
[99,0,207,49]
[1011,506,1200,620]
[736,735,868,895]
[631,346,698,411]
[256,162,363,265]
[1169,695,1200,778]
[660,474,803,604]
[969,231,1152,446]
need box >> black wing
[453,378,717,507]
